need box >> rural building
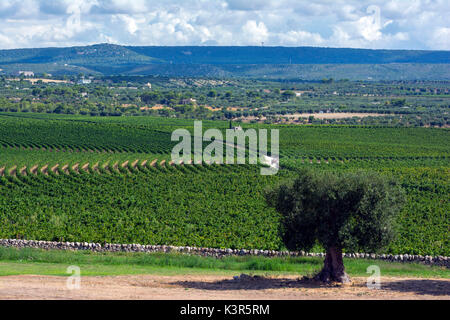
[294,90,311,97]
[18,71,34,77]
[78,77,92,84]
[180,98,197,105]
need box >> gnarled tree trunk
[314,247,350,283]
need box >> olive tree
[266,169,405,283]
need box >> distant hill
[0,44,449,80]
[127,45,450,64]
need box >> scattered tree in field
[141,92,160,104]
[281,90,295,100]
[321,78,334,84]
[390,98,407,107]
[266,169,406,283]
[207,90,217,98]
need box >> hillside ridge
[0,44,449,79]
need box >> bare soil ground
[0,274,448,300]
[7,78,70,84]
[237,113,388,122]
[281,112,388,119]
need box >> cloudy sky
[0,0,449,50]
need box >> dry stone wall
[0,239,448,268]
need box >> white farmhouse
[18,71,34,77]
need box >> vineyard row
[0,159,201,177]
[2,156,449,178]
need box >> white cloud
[337,5,359,21]
[92,0,148,14]
[0,0,448,50]
[357,5,384,41]
[278,30,324,46]
[242,20,268,44]
[114,15,141,35]
[0,33,13,48]
[428,27,450,50]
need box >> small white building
[18,71,34,77]
[78,77,92,85]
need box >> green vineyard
[0,113,448,256]
[0,114,176,154]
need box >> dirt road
[0,274,448,300]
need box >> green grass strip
[0,247,447,278]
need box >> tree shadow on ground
[172,275,335,291]
[173,275,450,296]
[381,279,450,297]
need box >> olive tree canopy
[266,169,406,283]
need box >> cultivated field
[0,112,448,299]
[0,113,448,255]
